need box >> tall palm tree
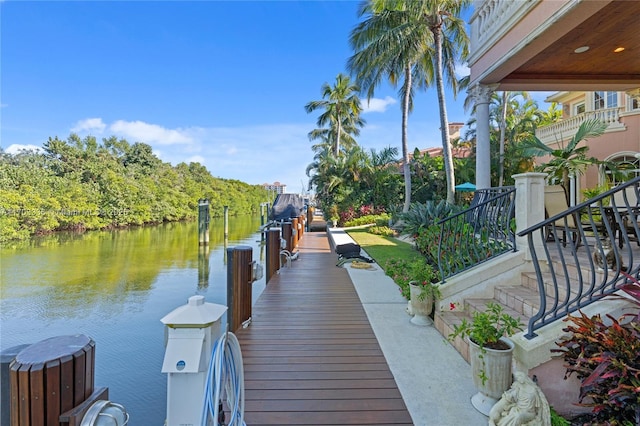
[360,0,470,204]
[308,117,361,155]
[348,0,434,213]
[418,0,470,204]
[305,74,365,157]
[493,91,532,186]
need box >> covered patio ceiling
[475,0,640,91]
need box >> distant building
[262,181,287,194]
[397,122,471,172]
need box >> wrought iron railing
[517,176,640,339]
[436,187,517,282]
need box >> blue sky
[1,1,549,192]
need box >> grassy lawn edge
[345,228,422,270]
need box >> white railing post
[513,172,547,261]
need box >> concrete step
[435,285,536,363]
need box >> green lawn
[346,228,422,268]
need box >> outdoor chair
[611,184,640,246]
[335,243,374,267]
[544,185,582,247]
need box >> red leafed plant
[552,272,640,425]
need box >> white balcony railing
[535,107,626,145]
[469,0,539,63]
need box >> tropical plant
[521,118,608,196]
[493,91,537,186]
[449,302,523,350]
[552,311,640,425]
[349,0,434,213]
[383,257,440,300]
[399,199,457,236]
[409,148,447,203]
[417,0,470,204]
[306,146,402,223]
[350,0,470,206]
[305,73,365,157]
[0,135,269,242]
[414,223,511,278]
[367,225,397,237]
[448,302,523,384]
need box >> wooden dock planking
[235,232,413,425]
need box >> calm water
[0,217,266,424]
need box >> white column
[513,172,547,261]
[469,84,496,189]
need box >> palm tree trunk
[433,25,455,204]
[335,120,342,157]
[499,91,508,187]
[402,64,412,213]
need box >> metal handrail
[436,187,517,282]
[517,176,640,339]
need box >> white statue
[488,371,551,426]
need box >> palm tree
[305,74,365,157]
[366,0,470,204]
[418,0,470,204]
[308,117,361,155]
[348,0,433,213]
[493,92,532,186]
[522,118,608,197]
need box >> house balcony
[535,107,626,145]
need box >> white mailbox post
[161,295,227,426]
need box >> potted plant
[448,302,524,415]
[382,257,441,324]
[408,259,440,326]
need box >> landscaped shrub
[399,200,458,236]
[342,213,390,228]
[383,257,438,300]
[552,311,640,425]
[414,223,510,276]
[339,204,387,226]
[367,225,397,237]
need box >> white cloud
[455,63,470,79]
[361,96,397,114]
[186,155,205,164]
[71,117,106,134]
[5,144,42,154]
[110,120,193,145]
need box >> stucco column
[469,83,496,189]
[513,172,547,261]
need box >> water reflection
[198,245,210,290]
[0,215,264,425]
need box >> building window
[603,153,640,186]
[574,102,585,115]
[594,91,618,110]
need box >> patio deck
[234,231,413,425]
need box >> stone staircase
[434,255,580,364]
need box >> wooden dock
[235,231,413,425]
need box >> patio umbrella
[455,182,476,192]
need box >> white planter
[468,336,515,415]
[409,282,433,326]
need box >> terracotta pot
[468,336,515,415]
[409,282,433,326]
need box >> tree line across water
[0,134,269,243]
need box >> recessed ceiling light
[614,47,625,53]
[574,46,590,53]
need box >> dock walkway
[235,231,413,425]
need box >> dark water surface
[0,217,266,424]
